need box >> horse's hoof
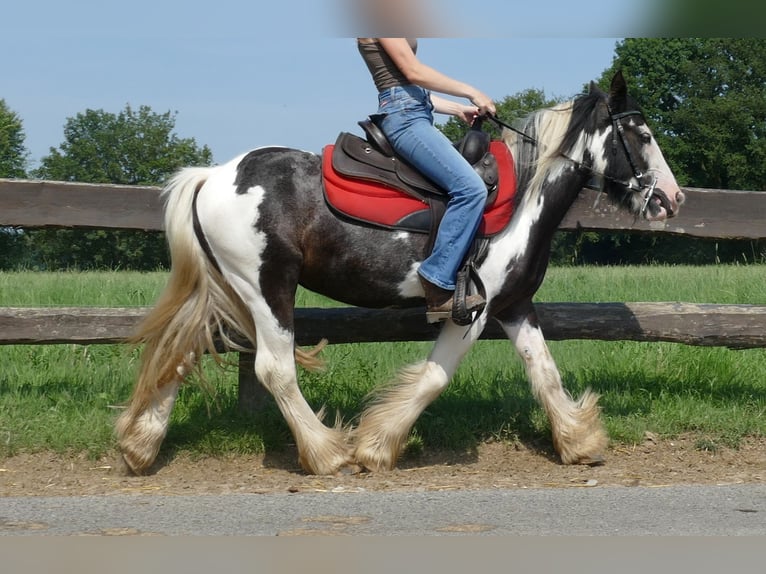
[336,463,364,476]
[117,452,143,476]
[578,454,605,466]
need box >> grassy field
[0,265,765,460]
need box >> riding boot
[419,275,486,325]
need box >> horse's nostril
[676,191,686,205]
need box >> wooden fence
[2,179,766,409]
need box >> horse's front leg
[353,314,488,472]
[497,303,608,464]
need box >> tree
[581,38,766,264]
[0,99,27,268]
[26,105,213,270]
[0,99,27,178]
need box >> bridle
[605,105,658,215]
[485,105,658,216]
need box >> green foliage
[18,105,213,270]
[23,228,170,271]
[551,231,766,266]
[649,0,759,38]
[0,99,27,178]
[34,105,212,185]
[0,228,25,270]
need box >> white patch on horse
[479,187,545,300]
[543,131,595,185]
[195,159,352,474]
[198,176,295,338]
[590,129,611,174]
[397,262,424,298]
[392,232,411,242]
[196,161,268,273]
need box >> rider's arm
[377,37,496,116]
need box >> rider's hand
[457,105,480,125]
[469,90,497,117]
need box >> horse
[116,71,685,476]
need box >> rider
[357,37,497,323]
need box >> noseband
[487,105,658,216]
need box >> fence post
[237,351,271,413]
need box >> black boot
[419,275,485,325]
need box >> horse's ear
[609,70,627,111]
[589,80,599,94]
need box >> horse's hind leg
[116,352,194,474]
[354,317,487,472]
[498,304,607,464]
[225,274,352,476]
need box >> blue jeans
[374,85,487,291]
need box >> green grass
[1,266,765,460]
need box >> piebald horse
[117,72,684,475]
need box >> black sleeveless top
[357,38,418,92]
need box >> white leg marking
[131,381,180,448]
[117,379,181,474]
[355,316,488,471]
[224,267,351,475]
[501,317,607,464]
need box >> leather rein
[485,107,658,216]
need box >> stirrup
[425,309,451,324]
[450,262,487,326]
[425,294,486,326]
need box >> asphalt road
[1,484,764,536]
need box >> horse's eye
[640,132,652,144]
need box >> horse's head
[591,71,685,221]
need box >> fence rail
[2,303,765,349]
[2,179,766,239]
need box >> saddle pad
[322,141,517,237]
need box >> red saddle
[322,140,517,237]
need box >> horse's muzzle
[645,183,685,221]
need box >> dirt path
[2,434,764,497]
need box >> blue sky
[3,1,650,167]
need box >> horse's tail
[125,167,325,411]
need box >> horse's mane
[502,89,604,208]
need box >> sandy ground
[1,434,764,496]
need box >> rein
[485,108,658,215]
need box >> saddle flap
[331,132,443,199]
[335,132,396,175]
